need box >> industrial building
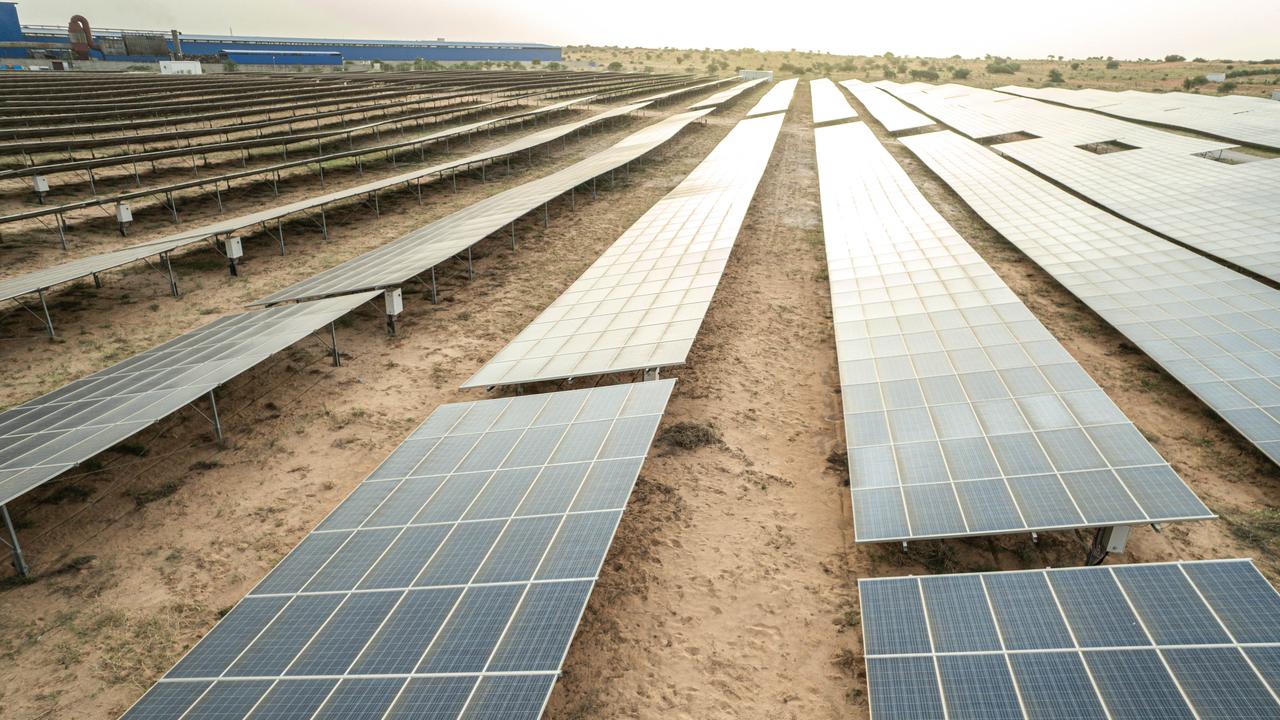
[0,2,560,67]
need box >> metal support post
[467,249,474,280]
[37,289,54,339]
[2,505,30,578]
[163,252,179,297]
[510,221,516,250]
[55,212,67,251]
[208,390,223,444]
[431,268,438,304]
[329,322,341,367]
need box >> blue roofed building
[0,2,561,66]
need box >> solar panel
[875,81,1230,154]
[999,85,1280,151]
[121,379,675,720]
[0,291,378,507]
[809,78,858,125]
[0,97,633,309]
[253,108,713,307]
[860,559,1280,720]
[746,78,798,117]
[995,139,1280,284]
[839,80,934,133]
[813,121,1211,543]
[687,77,768,110]
[901,129,1280,467]
[462,112,786,388]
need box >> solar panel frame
[859,559,1280,720]
[122,379,676,720]
[814,120,1211,544]
[0,291,378,506]
[462,112,786,388]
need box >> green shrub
[951,67,971,79]
[1048,68,1064,82]
[909,68,939,81]
[1106,60,1120,69]
[1164,54,1186,62]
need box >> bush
[1164,54,1186,62]
[606,61,623,71]
[1183,74,1209,89]
[1106,60,1120,69]
[986,62,1018,74]
[909,69,939,81]
[1048,68,1064,82]
[1217,81,1237,93]
[1070,62,1080,70]
[1227,67,1280,78]
[951,67,971,79]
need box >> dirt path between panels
[547,81,866,720]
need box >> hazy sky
[21,0,1280,60]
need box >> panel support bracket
[2,504,30,578]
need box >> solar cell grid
[463,112,786,388]
[122,379,675,720]
[875,81,1229,154]
[746,78,799,117]
[999,85,1280,151]
[900,129,1280,467]
[995,139,1280,284]
[0,292,377,507]
[860,559,1280,720]
[839,80,934,133]
[814,120,1210,543]
[809,78,858,125]
[688,77,768,110]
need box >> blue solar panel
[860,560,1280,720]
[121,381,675,720]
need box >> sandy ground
[1,76,1279,720]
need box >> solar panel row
[873,81,1230,154]
[999,84,1280,151]
[995,139,1280,285]
[746,78,799,117]
[0,292,377,507]
[688,77,769,110]
[813,121,1210,543]
[253,106,715,307]
[122,379,675,720]
[901,130,1280,467]
[0,96,610,306]
[839,80,934,133]
[860,559,1280,720]
[463,111,787,388]
[809,78,858,125]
